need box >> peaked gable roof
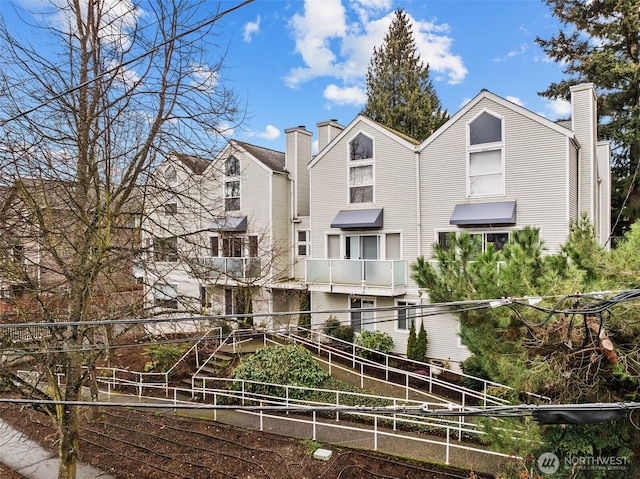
[231,140,286,173]
[309,114,419,169]
[173,153,211,175]
[419,89,574,150]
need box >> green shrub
[331,326,354,343]
[323,315,340,335]
[354,330,394,359]
[230,344,329,399]
[143,343,188,373]
[323,316,354,344]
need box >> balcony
[196,257,262,280]
[305,259,406,296]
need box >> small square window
[164,203,177,215]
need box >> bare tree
[0,1,247,477]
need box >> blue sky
[218,0,571,152]
[2,0,572,153]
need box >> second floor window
[468,111,504,197]
[210,235,258,257]
[297,230,309,256]
[164,202,177,216]
[225,156,240,211]
[153,237,178,262]
[225,180,240,211]
[349,132,374,203]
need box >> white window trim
[347,131,375,205]
[466,109,505,198]
[296,230,310,257]
[395,300,417,332]
[349,296,376,332]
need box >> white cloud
[323,84,367,106]
[244,16,261,43]
[546,98,572,118]
[257,125,281,140]
[190,64,218,92]
[285,0,468,92]
[506,96,524,106]
[493,44,529,62]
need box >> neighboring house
[142,135,313,331]
[0,178,142,323]
[305,83,610,368]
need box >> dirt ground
[0,341,493,479]
[0,402,492,479]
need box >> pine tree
[362,8,448,141]
[536,0,640,240]
[406,321,417,360]
[416,321,427,360]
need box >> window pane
[469,150,502,175]
[210,236,219,256]
[386,233,401,260]
[226,156,240,176]
[470,173,502,196]
[470,112,501,145]
[349,133,373,160]
[327,235,340,258]
[350,165,373,185]
[225,180,240,197]
[249,236,258,257]
[350,185,373,203]
[486,232,509,251]
[469,150,502,196]
[361,235,379,260]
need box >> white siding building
[306,83,610,368]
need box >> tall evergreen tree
[535,0,640,241]
[362,9,448,141]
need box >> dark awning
[209,216,247,232]
[331,208,383,229]
[450,201,516,226]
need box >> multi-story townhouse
[306,83,610,368]
[142,135,312,330]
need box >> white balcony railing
[196,256,261,280]
[305,259,406,296]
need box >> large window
[437,231,509,257]
[153,237,178,262]
[210,235,258,257]
[154,283,178,309]
[349,132,374,203]
[224,156,240,211]
[468,111,503,197]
